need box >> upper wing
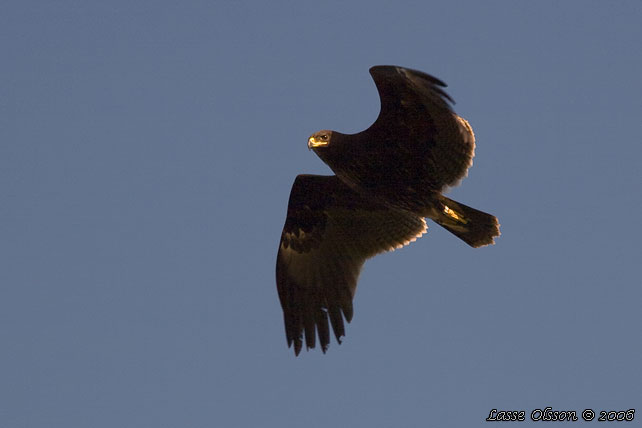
[365,65,476,192]
[276,175,427,355]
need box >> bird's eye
[320,135,328,140]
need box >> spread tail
[429,196,500,248]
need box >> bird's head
[308,130,333,150]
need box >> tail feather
[429,196,500,248]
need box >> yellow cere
[443,205,468,224]
[308,137,328,148]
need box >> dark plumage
[277,175,427,355]
[277,65,500,355]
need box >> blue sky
[2,1,641,427]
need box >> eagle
[277,65,500,355]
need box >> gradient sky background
[2,1,641,427]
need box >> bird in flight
[276,65,500,355]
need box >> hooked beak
[308,136,328,149]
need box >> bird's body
[277,65,500,355]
